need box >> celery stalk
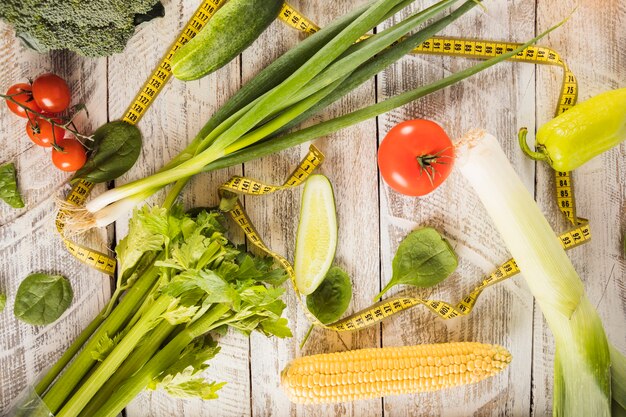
[77,320,176,417]
[42,263,161,413]
[56,295,174,417]
[92,304,232,417]
[456,130,611,417]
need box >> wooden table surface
[1,0,625,416]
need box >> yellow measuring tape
[56,1,590,329]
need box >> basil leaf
[14,273,73,325]
[0,162,25,208]
[306,266,352,324]
[0,293,6,312]
[73,121,142,183]
[377,227,457,299]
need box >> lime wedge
[294,174,337,295]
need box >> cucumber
[294,175,338,296]
[171,0,283,81]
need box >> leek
[456,130,621,416]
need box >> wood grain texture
[1,0,625,416]
[0,23,110,413]
[243,2,381,416]
[378,1,536,416]
[532,1,626,415]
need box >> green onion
[202,23,553,172]
[73,0,478,228]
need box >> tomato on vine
[32,73,71,113]
[51,139,87,172]
[26,118,66,147]
[378,119,455,196]
[5,83,41,118]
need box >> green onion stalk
[73,0,494,229]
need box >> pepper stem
[518,127,549,162]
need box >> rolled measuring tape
[56,0,590,330]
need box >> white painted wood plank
[0,24,110,413]
[378,1,536,415]
[244,2,381,416]
[104,1,248,415]
[533,1,626,414]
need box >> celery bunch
[34,206,290,417]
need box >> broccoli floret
[0,0,164,57]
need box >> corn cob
[281,342,512,404]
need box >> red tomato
[378,119,455,196]
[51,139,87,172]
[5,83,41,118]
[26,118,66,147]
[32,73,71,113]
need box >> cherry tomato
[32,73,71,113]
[378,119,455,196]
[51,139,87,172]
[26,117,66,147]
[5,83,41,118]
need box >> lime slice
[294,174,337,295]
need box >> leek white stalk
[456,130,611,417]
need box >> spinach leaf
[0,162,25,208]
[14,273,73,325]
[73,121,142,183]
[306,266,352,324]
[0,293,6,312]
[376,227,457,299]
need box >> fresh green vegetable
[376,228,457,300]
[612,345,626,413]
[74,0,488,228]
[38,206,290,417]
[295,174,338,296]
[457,129,619,417]
[0,293,6,312]
[14,273,73,325]
[0,0,164,57]
[171,0,283,81]
[76,1,563,229]
[0,162,24,208]
[519,88,626,172]
[306,266,352,324]
[73,121,142,183]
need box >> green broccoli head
[0,0,164,57]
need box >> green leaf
[260,317,292,338]
[91,332,124,362]
[73,121,142,183]
[306,266,352,324]
[161,304,200,325]
[377,227,458,299]
[151,366,225,400]
[14,274,73,325]
[116,206,172,279]
[0,162,24,208]
[0,293,6,312]
[150,336,221,392]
